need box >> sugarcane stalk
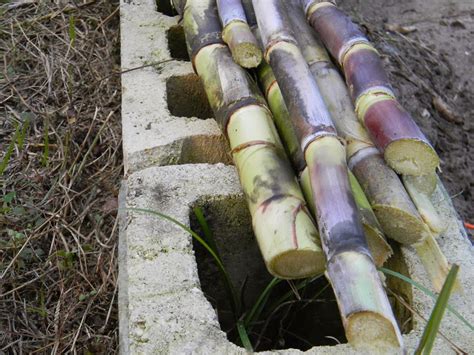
[403,175,446,234]
[216,0,262,68]
[181,0,325,279]
[257,62,392,267]
[413,234,461,293]
[286,2,455,293]
[303,1,439,176]
[253,0,402,349]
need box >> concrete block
[118,164,473,354]
[120,0,231,175]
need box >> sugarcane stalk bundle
[252,0,402,349]
[179,0,325,279]
[302,0,440,177]
[162,0,459,350]
[258,62,392,267]
[259,2,454,293]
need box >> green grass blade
[193,207,220,259]
[379,267,472,331]
[69,15,76,46]
[266,274,324,316]
[244,277,281,327]
[17,118,30,149]
[237,320,253,352]
[415,264,460,354]
[0,123,22,175]
[124,207,240,316]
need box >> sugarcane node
[354,89,395,120]
[343,46,392,102]
[363,99,439,175]
[306,3,367,63]
[303,1,336,21]
[230,139,278,154]
[218,96,266,135]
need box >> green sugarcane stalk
[216,0,262,68]
[181,0,325,279]
[402,174,445,234]
[253,0,402,349]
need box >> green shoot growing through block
[415,264,460,354]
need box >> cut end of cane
[232,42,263,68]
[384,139,439,176]
[269,249,326,279]
[223,21,263,69]
[363,224,392,267]
[374,205,430,245]
[346,311,403,351]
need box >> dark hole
[167,25,190,61]
[155,0,177,16]
[190,197,346,351]
[166,74,214,119]
[190,198,414,351]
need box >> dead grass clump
[0,1,121,353]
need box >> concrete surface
[119,0,473,354]
[120,0,230,175]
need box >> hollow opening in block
[166,74,214,119]
[155,0,177,16]
[190,197,414,351]
[167,25,190,61]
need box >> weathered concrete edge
[118,164,473,354]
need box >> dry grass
[0,0,121,353]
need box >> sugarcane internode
[304,0,440,176]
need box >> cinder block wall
[118,1,474,354]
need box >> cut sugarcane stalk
[257,62,392,267]
[403,175,446,234]
[272,2,455,293]
[304,1,439,176]
[216,0,262,68]
[285,2,429,245]
[403,173,438,196]
[253,0,402,349]
[413,234,461,293]
[182,0,325,279]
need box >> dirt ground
[339,0,474,225]
[0,1,121,353]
